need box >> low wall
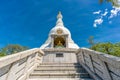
[77,48,120,80]
[42,48,77,63]
[0,48,44,80]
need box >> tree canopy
[0,44,29,57]
[99,0,120,7]
[90,42,120,57]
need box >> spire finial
[56,11,64,26]
[57,11,63,19]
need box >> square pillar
[51,35,54,48]
[65,35,68,48]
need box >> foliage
[0,52,6,57]
[99,0,120,7]
[90,42,120,57]
[0,44,29,57]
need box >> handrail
[77,48,120,80]
[0,48,44,68]
[0,48,44,80]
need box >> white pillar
[51,35,54,48]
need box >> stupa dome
[40,12,79,49]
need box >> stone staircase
[28,63,94,80]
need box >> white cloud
[109,7,120,19]
[92,1,120,27]
[93,6,120,27]
[93,18,103,27]
[93,9,108,27]
[93,10,101,14]
[102,9,108,16]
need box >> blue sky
[0,0,120,48]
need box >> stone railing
[77,48,120,80]
[0,48,44,80]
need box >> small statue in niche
[55,41,64,48]
[57,41,63,46]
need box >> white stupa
[40,12,79,49]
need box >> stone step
[28,78,94,80]
[28,63,93,80]
[34,68,86,73]
[35,67,85,71]
[38,65,82,67]
[37,64,82,68]
[33,71,84,74]
[39,63,80,66]
[37,67,79,70]
[29,73,90,78]
[39,63,80,65]
[36,67,82,70]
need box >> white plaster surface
[40,12,79,49]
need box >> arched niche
[54,36,66,48]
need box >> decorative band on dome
[56,28,63,34]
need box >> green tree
[0,44,29,57]
[90,42,120,57]
[99,0,120,7]
[0,52,6,57]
